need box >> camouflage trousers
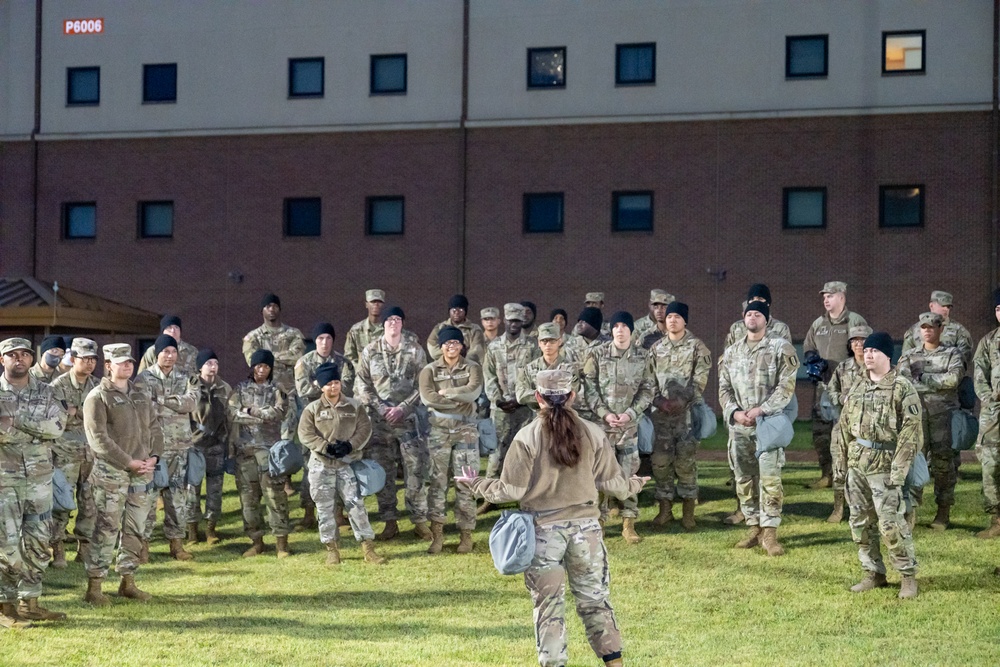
[926,411,957,507]
[187,439,226,523]
[50,442,96,547]
[144,447,190,540]
[368,415,428,523]
[0,473,52,603]
[486,406,533,479]
[728,430,784,528]
[294,397,315,509]
[85,459,155,580]
[830,425,847,493]
[235,447,290,539]
[846,469,917,576]
[977,444,1000,516]
[524,519,623,667]
[427,422,479,530]
[599,426,640,520]
[307,457,374,544]
[650,412,698,501]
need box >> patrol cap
[930,290,953,306]
[0,337,33,356]
[919,312,944,328]
[480,307,500,319]
[536,369,573,396]
[820,281,847,294]
[365,289,385,303]
[504,303,526,321]
[848,325,873,341]
[537,322,560,340]
[585,292,605,303]
[649,289,675,305]
[70,337,99,358]
[103,343,135,364]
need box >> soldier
[229,349,292,558]
[0,337,67,626]
[135,334,197,562]
[897,312,963,530]
[826,325,873,523]
[583,311,654,544]
[82,343,161,606]
[974,290,1000,539]
[549,308,568,335]
[427,294,487,364]
[418,326,484,554]
[902,291,974,372]
[515,322,586,418]
[631,289,675,350]
[835,332,921,599]
[48,338,101,568]
[719,302,799,556]
[344,289,420,366]
[803,281,868,489]
[137,315,198,376]
[481,307,502,345]
[28,335,67,384]
[355,306,430,541]
[520,301,539,339]
[298,362,386,566]
[563,307,609,361]
[584,291,611,335]
[723,284,792,349]
[647,302,712,530]
[186,349,231,547]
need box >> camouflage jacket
[242,322,306,395]
[484,333,540,405]
[188,375,232,448]
[344,318,419,366]
[515,352,585,414]
[583,341,654,421]
[897,344,963,416]
[803,309,868,368]
[418,357,485,425]
[427,319,487,365]
[648,331,712,406]
[836,368,923,484]
[228,380,287,452]
[0,373,67,480]
[135,365,197,451]
[355,337,427,416]
[718,336,799,430]
[28,362,66,385]
[298,394,372,468]
[83,377,163,473]
[974,327,1000,407]
[724,316,793,350]
[827,356,865,408]
[138,339,199,376]
[50,371,100,446]
[902,319,974,373]
[294,350,355,402]
[561,333,608,366]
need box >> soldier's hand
[454,465,479,485]
[631,475,651,486]
[604,414,620,427]
[126,459,147,474]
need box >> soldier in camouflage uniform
[520,301,539,340]
[835,332,921,599]
[185,349,231,547]
[562,308,608,368]
[28,335,67,384]
[0,338,67,627]
[583,311,654,544]
[82,344,162,606]
[718,302,799,556]
[825,325,873,523]
[427,294,487,365]
[344,289,420,366]
[902,291,973,373]
[135,334,197,561]
[631,289,675,350]
[228,349,292,558]
[723,284,792,349]
[974,290,1000,538]
[355,306,430,541]
[646,303,711,531]
[897,312,963,530]
[418,327,484,554]
[48,338,100,569]
[584,291,612,336]
[298,362,386,566]
[481,306,502,346]
[515,323,586,419]
[137,315,199,376]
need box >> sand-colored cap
[365,289,385,302]
[103,343,135,363]
[848,325,873,341]
[70,337,99,358]
[649,289,675,305]
[585,292,605,303]
[930,290,953,306]
[480,307,500,319]
[536,369,573,395]
[504,303,527,321]
[820,281,847,294]
[0,338,33,356]
[537,323,560,340]
[919,312,943,328]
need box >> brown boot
[809,474,832,489]
[427,521,445,554]
[850,571,889,593]
[760,527,785,557]
[75,541,90,564]
[457,529,474,554]
[604,659,623,667]
[735,526,762,549]
[51,541,67,569]
[325,542,341,565]
[376,519,399,541]
[977,515,1000,539]
[334,506,348,528]
[186,522,200,544]
[681,498,697,531]
[296,506,318,532]
[651,499,673,527]
[930,504,951,531]
[117,574,152,601]
[826,491,845,523]
[476,502,495,516]
[413,521,433,541]
[898,575,919,599]
[83,577,110,606]
[138,540,150,564]
[723,500,745,525]
[362,540,387,564]
[206,522,220,545]
[242,536,265,558]
[275,535,292,558]
[169,537,194,561]
[621,518,641,544]
[17,598,67,621]
[0,602,31,629]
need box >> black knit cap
[160,314,182,331]
[577,307,603,331]
[196,348,218,369]
[520,301,537,317]
[437,325,464,346]
[744,301,770,322]
[40,335,64,353]
[260,293,281,309]
[665,301,689,323]
[863,332,894,360]
[746,283,772,305]
[250,349,274,368]
[550,308,568,321]
[314,361,341,387]
[382,306,405,322]
[994,288,1000,308]
[609,311,635,333]
[448,294,469,311]
[311,322,336,340]
[154,334,178,356]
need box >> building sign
[64,19,103,34]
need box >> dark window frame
[523,192,565,234]
[283,197,323,237]
[365,196,405,236]
[611,191,654,232]
[782,187,828,229]
[62,202,97,239]
[882,30,926,75]
[615,42,656,86]
[142,63,177,103]
[879,184,925,228]
[66,66,100,106]
[288,57,325,98]
[138,200,175,239]
[369,54,408,95]
[527,47,567,89]
[785,34,829,79]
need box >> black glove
[325,440,353,458]
[803,350,828,382]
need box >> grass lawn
[3,422,999,666]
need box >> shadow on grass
[784,501,833,520]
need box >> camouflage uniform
[138,340,198,376]
[427,320,487,366]
[903,320,973,374]
[228,379,290,539]
[134,365,197,541]
[583,340,654,519]
[484,332,540,478]
[835,369,922,577]
[355,336,428,523]
[298,394,375,544]
[647,331,711,502]
[28,362,66,385]
[187,374,231,525]
[344,318,420,366]
[718,336,799,527]
[827,356,866,495]
[0,370,66,603]
[242,322,305,439]
[563,333,609,363]
[723,316,792,349]
[418,356,484,530]
[974,326,1000,516]
[515,353,587,419]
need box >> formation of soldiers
[0,281,997,628]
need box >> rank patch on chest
[319,410,331,419]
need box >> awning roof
[0,277,160,334]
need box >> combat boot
[681,499,697,531]
[427,521,445,555]
[723,500,745,525]
[604,659,623,667]
[138,540,150,564]
[760,527,785,557]
[376,519,399,541]
[621,518,642,544]
[242,536,265,558]
[168,538,194,561]
[117,575,152,601]
[413,521,433,541]
[186,522,200,544]
[75,541,90,564]
[206,521,220,545]
[735,526,761,549]
[51,541,67,569]
[826,491,845,523]
[296,506,318,532]
[0,602,31,629]
[898,575,919,599]
[850,571,888,593]
[977,515,1000,539]
[275,535,292,559]
[17,598,67,621]
[651,499,673,527]
[809,474,832,489]
[362,540,387,564]
[930,504,951,531]
[476,502,495,516]
[325,542,341,565]
[457,529,474,554]
[84,577,110,606]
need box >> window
[786,35,828,78]
[616,43,655,85]
[366,196,404,235]
[612,192,653,231]
[63,203,96,239]
[143,63,177,102]
[527,47,565,89]
[370,54,407,94]
[783,188,827,229]
[883,31,925,73]
[284,198,322,237]
[523,193,564,233]
[289,57,324,98]
[139,201,174,238]
[880,185,924,228]
[67,67,100,105]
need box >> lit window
[527,47,565,89]
[883,31,925,74]
[524,193,564,233]
[880,185,924,227]
[370,54,407,94]
[786,35,828,78]
[63,203,96,239]
[616,43,655,85]
[289,58,324,97]
[613,192,653,231]
[783,188,826,228]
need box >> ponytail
[539,392,582,468]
